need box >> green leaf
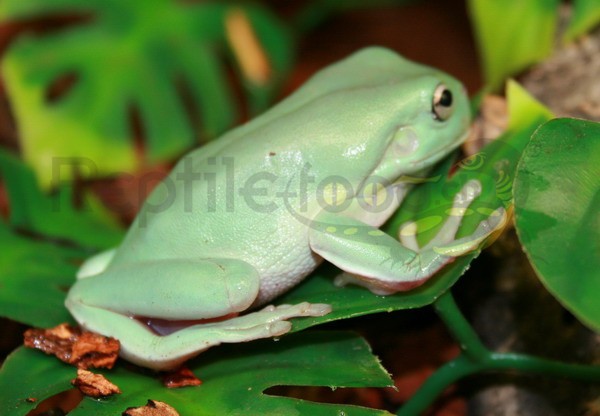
[1,0,292,186]
[284,81,553,331]
[0,222,82,327]
[514,118,600,333]
[0,149,122,326]
[283,258,476,332]
[563,0,600,42]
[0,148,123,249]
[0,332,393,416]
[468,0,560,90]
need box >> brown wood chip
[24,323,120,369]
[71,369,121,398]
[161,367,202,389]
[123,399,180,416]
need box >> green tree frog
[66,47,502,370]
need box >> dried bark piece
[71,369,121,398]
[123,400,180,416]
[464,94,508,156]
[161,367,202,389]
[24,323,120,369]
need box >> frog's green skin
[66,47,501,370]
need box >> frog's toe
[432,206,507,257]
[304,303,332,316]
[261,302,332,318]
[454,179,482,206]
[398,221,420,251]
[267,320,292,336]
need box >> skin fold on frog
[65,47,504,370]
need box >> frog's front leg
[398,180,505,257]
[65,258,330,370]
[308,180,505,294]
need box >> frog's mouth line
[411,128,470,169]
[365,127,470,191]
[136,313,239,336]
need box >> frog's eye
[432,84,454,121]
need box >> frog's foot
[399,179,507,257]
[70,300,331,371]
[138,301,331,370]
[219,302,332,336]
[430,207,506,256]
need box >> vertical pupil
[439,90,452,107]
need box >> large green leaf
[468,0,560,90]
[1,0,292,186]
[0,149,122,326]
[0,332,393,416]
[0,148,123,249]
[0,222,82,327]
[283,257,476,332]
[514,118,600,333]
[563,0,600,42]
[285,81,554,331]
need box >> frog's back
[107,46,456,300]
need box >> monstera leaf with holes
[0,0,292,187]
[1,332,394,416]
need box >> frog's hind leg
[67,300,330,370]
[66,257,331,370]
[67,258,263,320]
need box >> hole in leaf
[265,385,390,411]
[0,318,28,358]
[0,14,93,56]
[45,73,79,104]
[87,176,138,224]
[561,309,577,326]
[70,167,88,211]
[175,75,205,145]
[222,53,247,123]
[13,227,84,250]
[57,283,74,293]
[128,105,147,163]
[25,388,83,416]
[0,80,19,151]
[0,177,9,220]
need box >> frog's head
[289,47,471,188]
[367,70,471,183]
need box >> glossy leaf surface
[514,118,600,332]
